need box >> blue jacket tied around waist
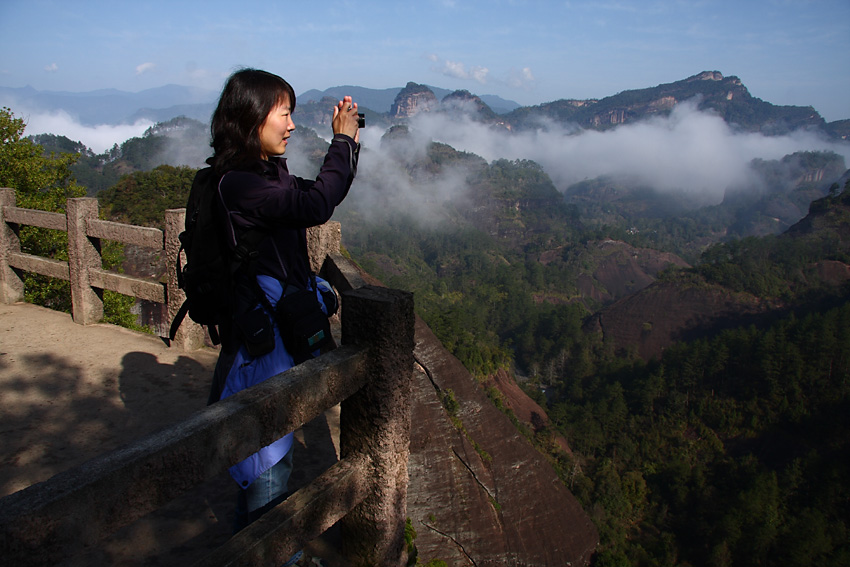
[222,275,336,487]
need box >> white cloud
[44,63,58,72]
[22,109,153,154]
[429,55,538,90]
[135,62,156,75]
[438,58,490,84]
[507,66,536,89]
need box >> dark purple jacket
[216,134,359,288]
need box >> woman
[206,68,361,551]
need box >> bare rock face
[487,369,573,455]
[575,240,691,305]
[688,70,725,82]
[408,318,598,566]
[587,280,769,360]
[390,82,438,119]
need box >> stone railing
[0,188,415,566]
[1,189,235,349]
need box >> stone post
[339,285,415,566]
[0,189,24,304]
[306,221,342,274]
[66,197,102,325]
[164,208,205,350]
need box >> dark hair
[209,68,296,175]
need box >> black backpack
[169,168,264,345]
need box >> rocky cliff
[390,82,439,120]
[409,317,598,565]
[340,263,598,565]
[586,279,769,360]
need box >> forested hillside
[31,116,209,195]
[550,294,849,565]
[543,188,850,564]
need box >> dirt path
[0,302,347,565]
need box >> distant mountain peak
[688,70,725,82]
[391,83,438,119]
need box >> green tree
[0,107,84,210]
[0,107,86,310]
[1,107,139,326]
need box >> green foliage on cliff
[697,180,850,299]
[473,158,562,200]
[341,151,590,377]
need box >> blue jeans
[233,447,294,533]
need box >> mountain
[32,116,212,195]
[504,71,836,135]
[0,84,217,125]
[364,71,846,140]
[298,84,521,115]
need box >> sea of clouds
[12,97,850,222]
[21,108,154,154]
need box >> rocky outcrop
[586,279,769,360]
[409,318,598,566]
[587,93,678,127]
[687,70,725,82]
[574,240,691,304]
[391,82,438,120]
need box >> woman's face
[258,96,295,159]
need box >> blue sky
[1,0,848,121]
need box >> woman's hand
[332,95,360,143]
